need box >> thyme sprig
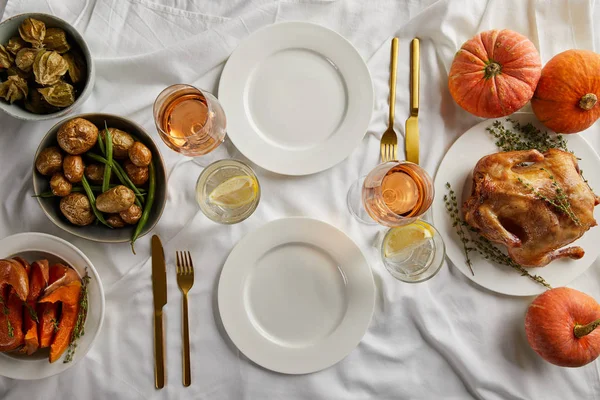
[443,183,474,276]
[444,183,552,289]
[64,269,91,363]
[486,118,569,153]
[24,302,39,323]
[51,318,60,333]
[518,168,580,226]
[7,320,13,338]
[0,295,11,337]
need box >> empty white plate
[218,22,374,175]
[218,217,375,374]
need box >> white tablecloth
[1,0,600,398]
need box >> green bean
[102,125,113,193]
[33,185,147,199]
[86,153,144,207]
[131,160,155,254]
[97,128,106,155]
[81,175,112,228]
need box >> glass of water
[196,159,260,224]
[380,220,445,283]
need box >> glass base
[192,136,239,167]
[347,176,378,225]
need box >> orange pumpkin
[448,29,541,118]
[525,287,600,367]
[531,49,600,133]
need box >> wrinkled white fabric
[1,0,600,399]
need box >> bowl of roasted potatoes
[33,114,167,247]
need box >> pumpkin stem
[579,93,597,111]
[574,318,600,338]
[484,62,502,79]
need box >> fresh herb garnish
[24,302,39,323]
[444,183,552,289]
[518,168,581,226]
[486,118,569,153]
[0,295,8,316]
[64,269,91,363]
[7,320,13,338]
[51,318,60,333]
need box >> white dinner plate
[218,22,374,176]
[433,113,600,296]
[218,217,375,374]
[0,232,105,379]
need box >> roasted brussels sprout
[106,214,126,228]
[84,163,105,183]
[100,128,134,159]
[38,81,75,107]
[33,50,68,86]
[15,47,38,72]
[63,155,84,183]
[36,146,63,175]
[57,118,98,155]
[95,185,135,213]
[0,75,28,103]
[50,172,72,197]
[59,192,94,226]
[6,37,26,55]
[19,18,46,48]
[119,204,142,225]
[123,159,149,186]
[62,51,85,84]
[43,28,70,53]
[128,142,152,167]
[0,45,14,69]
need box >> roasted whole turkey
[463,149,599,267]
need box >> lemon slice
[208,175,258,208]
[383,221,434,258]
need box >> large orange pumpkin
[525,287,600,367]
[448,29,541,118]
[531,49,600,133]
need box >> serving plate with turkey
[433,113,600,296]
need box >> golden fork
[380,37,399,163]
[176,251,195,387]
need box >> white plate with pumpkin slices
[0,232,105,379]
[432,113,600,296]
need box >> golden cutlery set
[149,36,420,390]
[381,37,421,165]
[152,235,195,389]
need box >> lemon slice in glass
[208,175,258,208]
[383,221,434,258]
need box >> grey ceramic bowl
[0,13,95,120]
[33,114,167,243]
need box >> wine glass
[347,161,434,226]
[153,84,227,157]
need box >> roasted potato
[95,185,135,213]
[57,118,98,155]
[60,193,95,226]
[63,155,84,183]
[36,146,63,175]
[128,142,152,167]
[50,173,72,197]
[106,214,126,228]
[120,204,142,225]
[84,163,105,184]
[101,128,134,159]
[123,159,149,186]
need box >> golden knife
[152,235,167,389]
[405,38,420,164]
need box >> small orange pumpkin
[531,49,600,133]
[525,287,600,367]
[448,29,541,118]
